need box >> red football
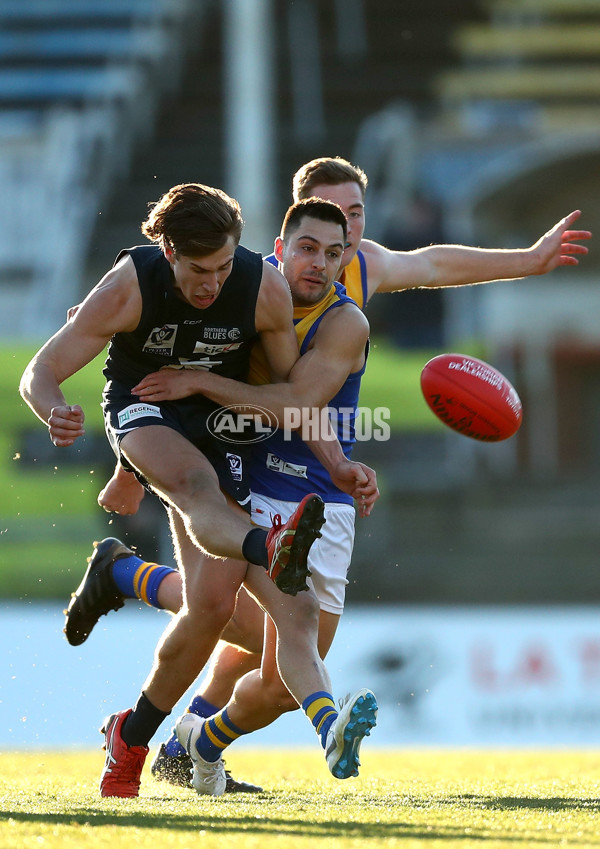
[420,353,522,441]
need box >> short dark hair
[292,157,368,203]
[141,183,244,256]
[281,198,347,244]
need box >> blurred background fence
[3,0,600,610]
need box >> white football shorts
[251,492,355,615]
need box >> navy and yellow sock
[111,555,176,608]
[302,691,338,748]
[164,695,219,757]
[194,708,248,763]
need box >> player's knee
[181,468,221,502]
[207,595,237,631]
[161,467,222,511]
[185,592,236,633]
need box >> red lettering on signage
[470,643,558,691]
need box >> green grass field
[0,346,111,599]
[1,749,600,848]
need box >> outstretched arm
[368,209,591,295]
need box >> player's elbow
[19,363,35,405]
[20,357,59,410]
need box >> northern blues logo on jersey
[203,326,242,341]
[104,244,262,387]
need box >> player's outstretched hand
[48,404,85,446]
[132,368,202,402]
[530,209,591,274]
[98,463,145,515]
[329,459,379,517]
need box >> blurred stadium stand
[0,0,493,324]
[0,0,202,338]
[80,0,487,283]
[349,0,600,475]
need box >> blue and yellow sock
[111,555,176,609]
[194,708,248,763]
[302,691,338,748]
[164,695,219,757]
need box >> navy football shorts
[102,379,252,512]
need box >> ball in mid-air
[420,353,522,441]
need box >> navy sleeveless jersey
[103,244,263,387]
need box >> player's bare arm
[289,305,376,513]
[281,303,369,411]
[20,256,142,446]
[303,415,379,517]
[255,301,377,514]
[254,260,300,381]
[304,417,379,516]
[328,459,379,517]
[363,209,591,297]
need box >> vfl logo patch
[266,453,308,479]
[142,324,178,355]
[226,452,243,481]
[118,403,162,427]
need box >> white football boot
[175,713,227,796]
[325,688,377,779]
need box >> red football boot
[265,493,325,596]
[99,709,148,798]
